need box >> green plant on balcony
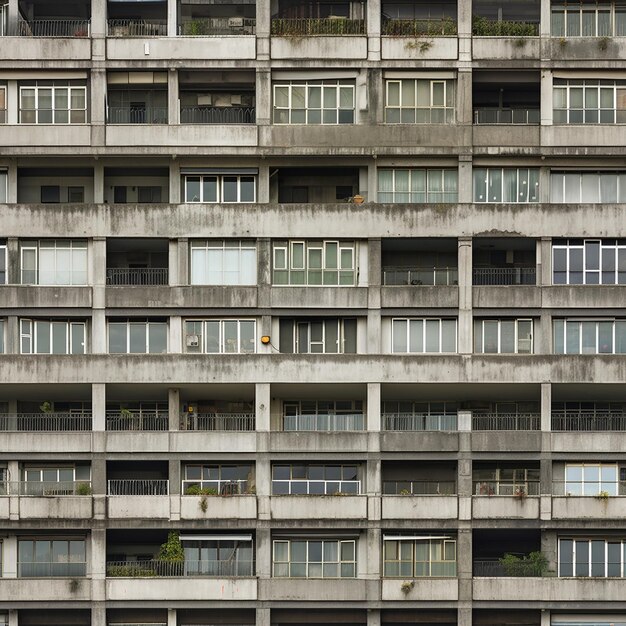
[598,36,611,51]
[383,16,456,37]
[399,488,411,495]
[472,16,538,37]
[400,580,415,593]
[596,490,610,500]
[107,563,157,577]
[75,482,92,496]
[158,531,185,563]
[39,401,52,413]
[185,485,219,496]
[499,551,548,577]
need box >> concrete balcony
[380,286,458,309]
[269,286,367,309]
[381,36,458,60]
[107,495,170,519]
[270,495,367,520]
[381,432,459,453]
[472,125,541,149]
[17,496,93,519]
[472,286,541,309]
[0,286,92,308]
[472,496,540,519]
[0,432,93,454]
[542,125,626,150]
[0,36,91,60]
[472,36,540,60]
[382,495,458,520]
[106,35,256,60]
[551,496,626,520]
[548,36,626,62]
[471,431,542,453]
[106,576,257,601]
[0,497,10,519]
[0,125,91,147]
[270,35,367,59]
[473,577,626,601]
[550,432,626,453]
[104,431,170,453]
[171,432,257,453]
[542,285,626,308]
[381,578,459,601]
[260,578,369,602]
[269,431,369,453]
[0,578,91,601]
[180,495,257,520]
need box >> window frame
[564,462,619,496]
[184,319,257,354]
[551,1,622,37]
[552,239,626,285]
[553,79,626,125]
[19,319,86,355]
[0,243,6,285]
[473,167,540,203]
[272,538,357,578]
[19,240,88,286]
[473,318,534,354]
[184,174,257,203]
[18,85,87,125]
[190,239,257,286]
[391,317,458,354]
[558,537,626,578]
[107,320,168,354]
[271,464,360,495]
[377,168,459,203]
[383,536,457,578]
[553,318,626,354]
[550,172,626,203]
[384,78,456,124]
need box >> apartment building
[0,0,626,624]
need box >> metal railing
[0,413,92,432]
[183,413,255,432]
[107,19,167,37]
[272,479,361,495]
[107,106,168,125]
[106,268,169,286]
[382,412,458,432]
[473,480,540,496]
[182,479,249,495]
[551,411,626,432]
[473,559,544,577]
[19,561,87,577]
[271,17,365,35]
[282,413,365,432]
[108,479,169,496]
[106,559,254,577]
[178,17,256,35]
[473,108,540,125]
[472,17,539,37]
[180,106,256,125]
[382,17,457,36]
[5,481,92,496]
[15,18,90,37]
[0,109,6,124]
[383,267,458,286]
[472,267,536,285]
[472,413,541,431]
[106,411,169,432]
[383,480,456,495]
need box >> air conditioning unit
[186,334,199,348]
[197,94,212,105]
[230,94,242,105]
[228,17,244,27]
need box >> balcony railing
[473,559,543,577]
[107,106,168,125]
[282,413,365,432]
[552,411,626,432]
[107,559,254,577]
[552,479,625,497]
[383,480,456,495]
[178,17,256,35]
[472,413,541,431]
[6,481,92,496]
[19,561,87,577]
[0,109,6,124]
[107,19,167,37]
[472,17,539,36]
[473,108,540,125]
[0,413,92,432]
[182,479,249,495]
[15,18,90,37]
[106,268,169,286]
[381,17,457,36]
[180,106,256,125]
[472,267,536,286]
[271,17,366,35]
[106,411,169,432]
[183,413,255,432]
[272,479,361,495]
[382,267,458,286]
[382,412,457,432]
[108,479,169,496]
[473,480,540,496]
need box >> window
[273,538,356,578]
[181,535,254,576]
[136,186,162,203]
[22,465,91,495]
[184,175,256,203]
[182,464,253,495]
[273,240,356,286]
[553,79,626,124]
[553,239,626,284]
[383,535,456,577]
[18,539,86,577]
[184,319,256,354]
[19,85,87,124]
[473,319,533,354]
[551,172,626,203]
[283,400,364,432]
[108,320,167,354]
[553,319,626,354]
[20,240,88,286]
[551,1,626,37]
[377,168,458,203]
[473,467,540,496]
[20,319,86,355]
[272,464,360,495]
[0,86,6,123]
[558,537,626,577]
[552,618,626,626]
[391,318,457,353]
[0,242,6,284]
[385,79,455,124]
[565,463,619,496]
[382,401,458,431]
[473,168,540,203]
[190,240,257,286]
[273,81,355,125]
[279,318,357,354]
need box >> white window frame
[550,172,626,203]
[551,1,624,37]
[190,240,257,286]
[473,167,540,203]
[183,174,257,203]
[272,81,355,125]
[19,85,87,124]
[0,243,6,284]
[553,79,626,125]
[19,319,86,355]
[564,463,619,496]
[19,240,88,286]
[391,318,458,354]
[294,319,352,354]
[558,537,626,578]
[107,320,168,354]
[182,463,252,494]
[377,168,458,203]
[272,538,357,578]
[553,239,626,285]
[383,536,457,578]
[384,78,456,124]
[553,318,626,354]
[184,319,257,354]
[271,464,361,495]
[473,319,533,354]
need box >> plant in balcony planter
[499,551,548,577]
[39,401,53,413]
[400,580,415,594]
[596,490,610,501]
[158,531,185,562]
[514,487,527,501]
[76,482,92,496]
[399,489,411,495]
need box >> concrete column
[366,458,380,496]
[6,460,18,486]
[169,458,181,495]
[367,609,381,626]
[168,69,179,125]
[93,161,104,204]
[540,70,553,126]
[168,239,178,286]
[458,156,472,203]
[258,163,270,203]
[3,536,16,577]
[256,383,271,432]
[256,457,271,498]
[90,529,106,578]
[177,237,189,284]
[458,607,472,626]
[257,237,271,287]
[92,309,106,354]
[368,238,381,287]
[366,0,381,61]
[537,311,551,355]
[365,528,381,579]
[92,383,106,431]
[368,160,378,201]
[6,0,18,34]
[91,606,106,626]
[169,315,182,353]
[457,70,473,126]
[6,316,17,354]
[457,237,473,354]
[90,0,107,38]
[90,69,106,127]
[7,163,17,203]
[255,69,272,127]
[256,608,271,626]
[6,81,17,125]
[541,610,551,626]
[539,166,551,204]
[367,310,381,354]
[366,382,381,432]
[540,0,551,37]
[167,0,177,36]
[540,237,552,286]
[169,160,181,204]
[457,0,472,61]
[7,610,17,626]
[540,456,553,499]
[168,388,180,431]
[256,527,272,578]
[457,526,472,600]
[91,456,106,496]
[541,529,558,572]
[92,237,106,288]
[255,0,270,60]
[541,382,551,432]
[7,237,18,285]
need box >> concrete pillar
[258,163,270,203]
[177,237,189,284]
[540,0,551,37]
[169,315,182,354]
[368,160,378,201]
[7,163,17,203]
[6,0,18,34]
[91,456,106,495]
[366,458,380,495]
[169,159,181,204]
[92,309,106,354]
[367,310,381,354]
[256,457,271,497]
[256,608,271,626]
[541,610,551,626]
[93,161,104,204]
[457,237,473,354]
[255,0,270,60]
[168,388,180,431]
[367,383,381,432]
[365,528,381,579]
[90,0,107,38]
[169,458,180,495]
[90,529,106,578]
[541,529,558,572]
[457,70,473,126]
[458,607,472,626]
[457,526,472,600]
[457,0,472,61]
[540,70,553,126]
[255,69,272,127]
[540,237,552,286]
[539,166,551,204]
[537,310,551,355]
[168,239,178,286]
[366,0,381,61]
[368,238,381,287]
[6,460,18,488]
[92,383,106,431]
[256,527,272,578]
[257,237,271,287]
[458,156,472,204]
[7,237,18,285]
[6,81,17,126]
[256,383,271,432]
[7,610,17,626]
[2,536,16,577]
[6,316,17,354]
[541,382,551,432]
[168,69,179,125]
[167,0,177,36]
[90,69,106,127]
[91,605,106,626]
[367,609,381,626]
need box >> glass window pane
[129,323,147,353]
